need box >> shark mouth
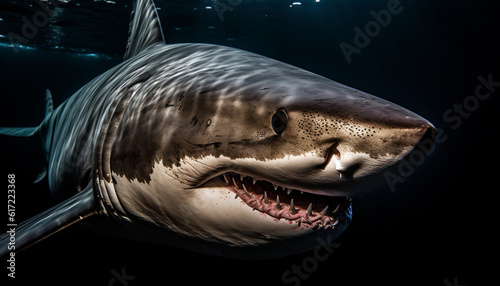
[216,172,352,229]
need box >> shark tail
[0,89,54,183]
[0,89,53,137]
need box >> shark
[0,0,435,258]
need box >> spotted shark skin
[0,0,435,258]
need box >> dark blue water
[1,0,498,285]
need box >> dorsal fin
[124,0,165,60]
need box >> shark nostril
[321,143,362,179]
[322,142,341,170]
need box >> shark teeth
[232,177,239,189]
[264,191,269,204]
[275,195,281,210]
[242,183,253,199]
[306,203,313,216]
[289,199,298,215]
[218,172,352,228]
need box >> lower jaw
[217,172,352,230]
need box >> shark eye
[272,109,288,135]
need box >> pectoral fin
[0,185,96,256]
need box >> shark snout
[330,110,436,187]
[283,94,436,195]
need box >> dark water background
[1,0,498,285]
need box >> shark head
[95,44,435,257]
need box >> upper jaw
[190,148,391,198]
